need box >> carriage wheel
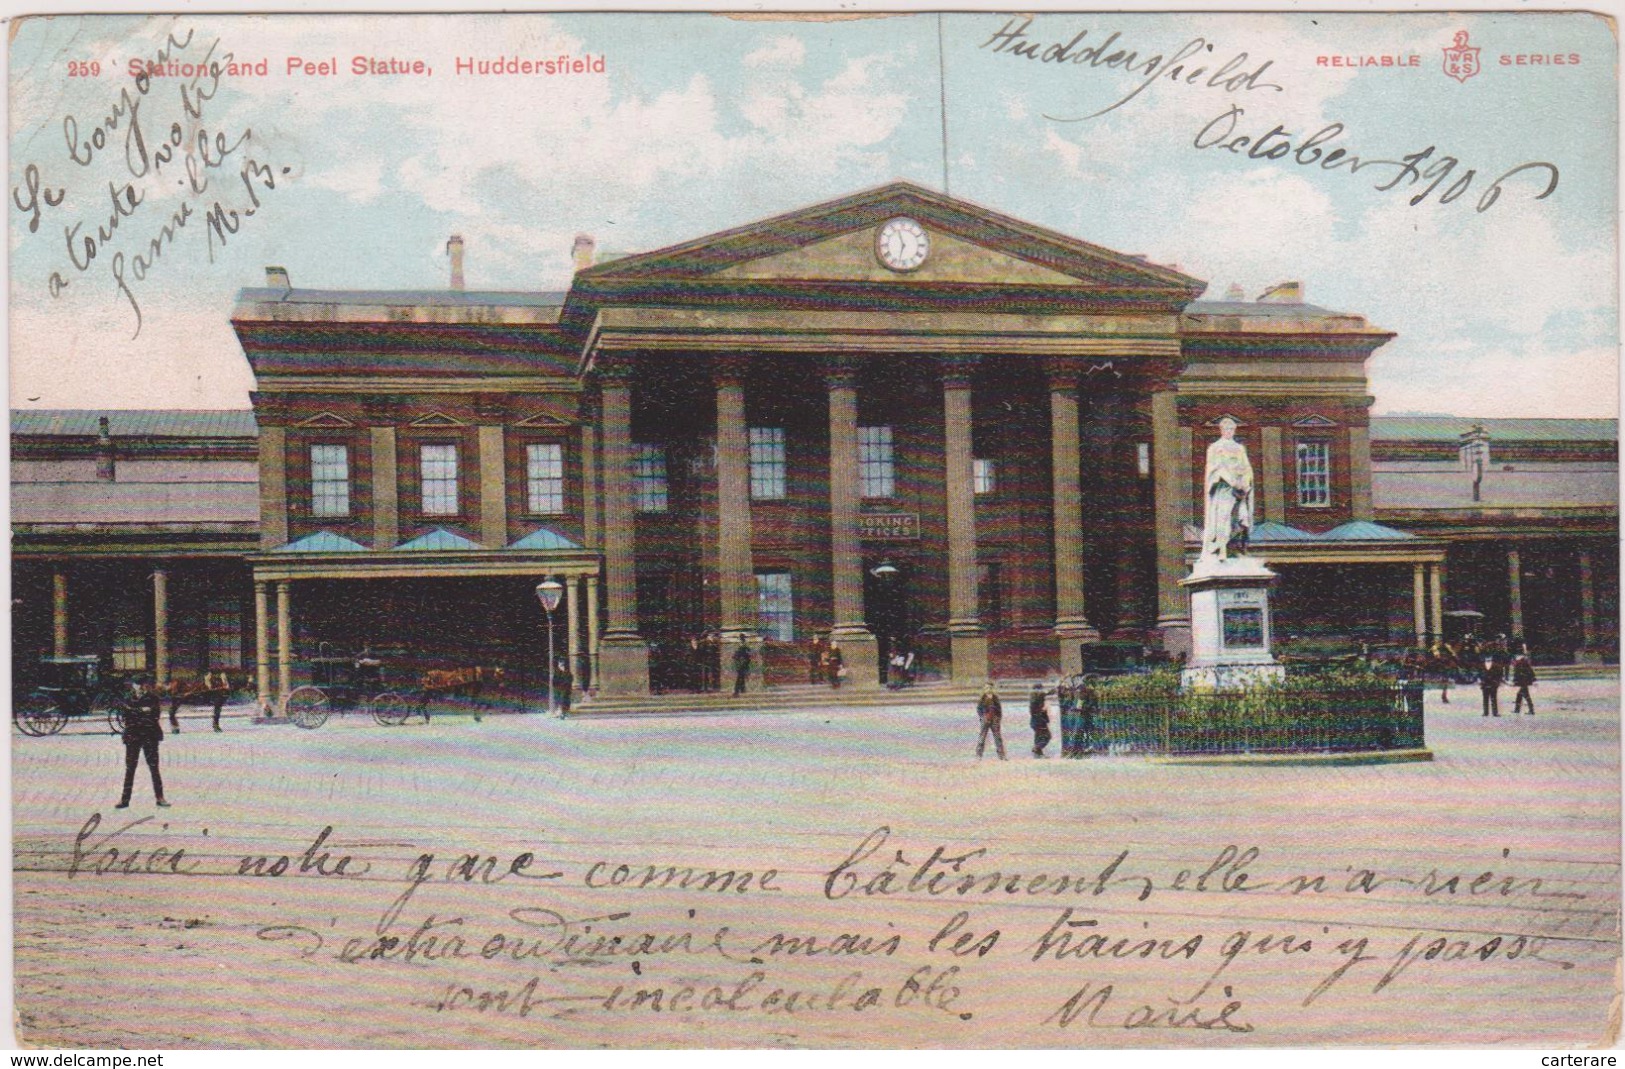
[285,686,331,730]
[370,692,412,726]
[106,706,126,736]
[94,687,125,735]
[17,698,66,737]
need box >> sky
[7,10,1618,417]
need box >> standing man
[1028,683,1052,758]
[1511,644,1537,715]
[116,677,169,809]
[731,636,752,697]
[824,640,844,688]
[1479,656,1504,717]
[553,657,574,715]
[975,682,1007,760]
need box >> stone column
[478,424,507,548]
[595,360,650,695]
[1412,563,1427,647]
[259,425,288,549]
[1576,546,1603,663]
[581,398,600,549]
[1151,386,1191,656]
[826,358,878,688]
[52,568,69,657]
[276,581,292,708]
[371,426,399,550]
[1260,426,1285,524]
[714,357,762,691]
[566,575,582,686]
[1429,563,1444,643]
[586,573,602,691]
[254,581,271,714]
[940,355,989,684]
[1348,425,1375,521]
[153,568,170,686]
[1507,546,1525,640]
[1047,358,1097,675]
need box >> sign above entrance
[859,512,920,541]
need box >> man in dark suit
[1479,657,1504,717]
[552,658,574,715]
[731,637,751,697]
[1511,645,1537,715]
[116,677,169,809]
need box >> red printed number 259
[67,60,101,77]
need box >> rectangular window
[633,444,668,513]
[756,571,794,642]
[526,443,566,514]
[310,444,350,517]
[976,562,1003,630]
[1137,442,1152,478]
[973,458,997,495]
[859,425,895,499]
[112,633,147,672]
[749,427,787,500]
[1296,440,1331,507]
[420,443,459,516]
[206,600,243,669]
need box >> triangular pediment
[514,412,574,429]
[296,411,355,428]
[1293,414,1339,428]
[578,182,1205,297]
[409,412,467,428]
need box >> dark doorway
[864,559,913,682]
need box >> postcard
[8,9,1619,1050]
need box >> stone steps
[570,679,1036,717]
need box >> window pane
[527,443,565,514]
[756,571,794,642]
[1296,441,1330,507]
[973,458,996,495]
[112,633,147,672]
[310,444,350,517]
[749,427,786,500]
[421,444,459,515]
[634,444,668,513]
[859,425,894,498]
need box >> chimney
[447,235,465,291]
[1224,283,1246,301]
[95,416,115,482]
[1257,281,1303,304]
[264,266,291,297]
[572,233,597,273]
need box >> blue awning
[508,527,583,551]
[395,528,485,551]
[1319,520,1418,541]
[273,530,369,553]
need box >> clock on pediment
[875,217,930,272]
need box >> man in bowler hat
[116,677,169,809]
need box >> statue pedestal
[1179,556,1285,690]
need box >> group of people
[807,636,846,688]
[1406,633,1539,717]
[974,680,1081,760]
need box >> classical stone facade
[12,184,1617,709]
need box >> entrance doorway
[863,559,913,683]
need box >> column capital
[473,393,508,421]
[824,354,862,390]
[1044,356,1084,391]
[939,353,980,389]
[362,397,394,423]
[594,355,636,385]
[713,353,751,387]
[1139,358,1184,394]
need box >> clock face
[876,217,930,272]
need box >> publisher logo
[1442,30,1481,83]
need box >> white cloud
[743,36,807,70]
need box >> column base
[1156,618,1193,661]
[596,633,651,698]
[829,627,880,690]
[720,631,766,694]
[1054,621,1102,676]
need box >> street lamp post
[536,578,564,715]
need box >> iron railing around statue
[1060,678,1426,757]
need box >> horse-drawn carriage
[13,655,126,736]
[281,649,507,729]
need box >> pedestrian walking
[975,682,1006,760]
[887,650,906,689]
[1028,683,1052,758]
[1511,645,1537,715]
[553,657,574,715]
[732,636,752,697]
[1479,656,1503,717]
[808,636,825,685]
[115,677,169,809]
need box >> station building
[10,184,1617,706]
